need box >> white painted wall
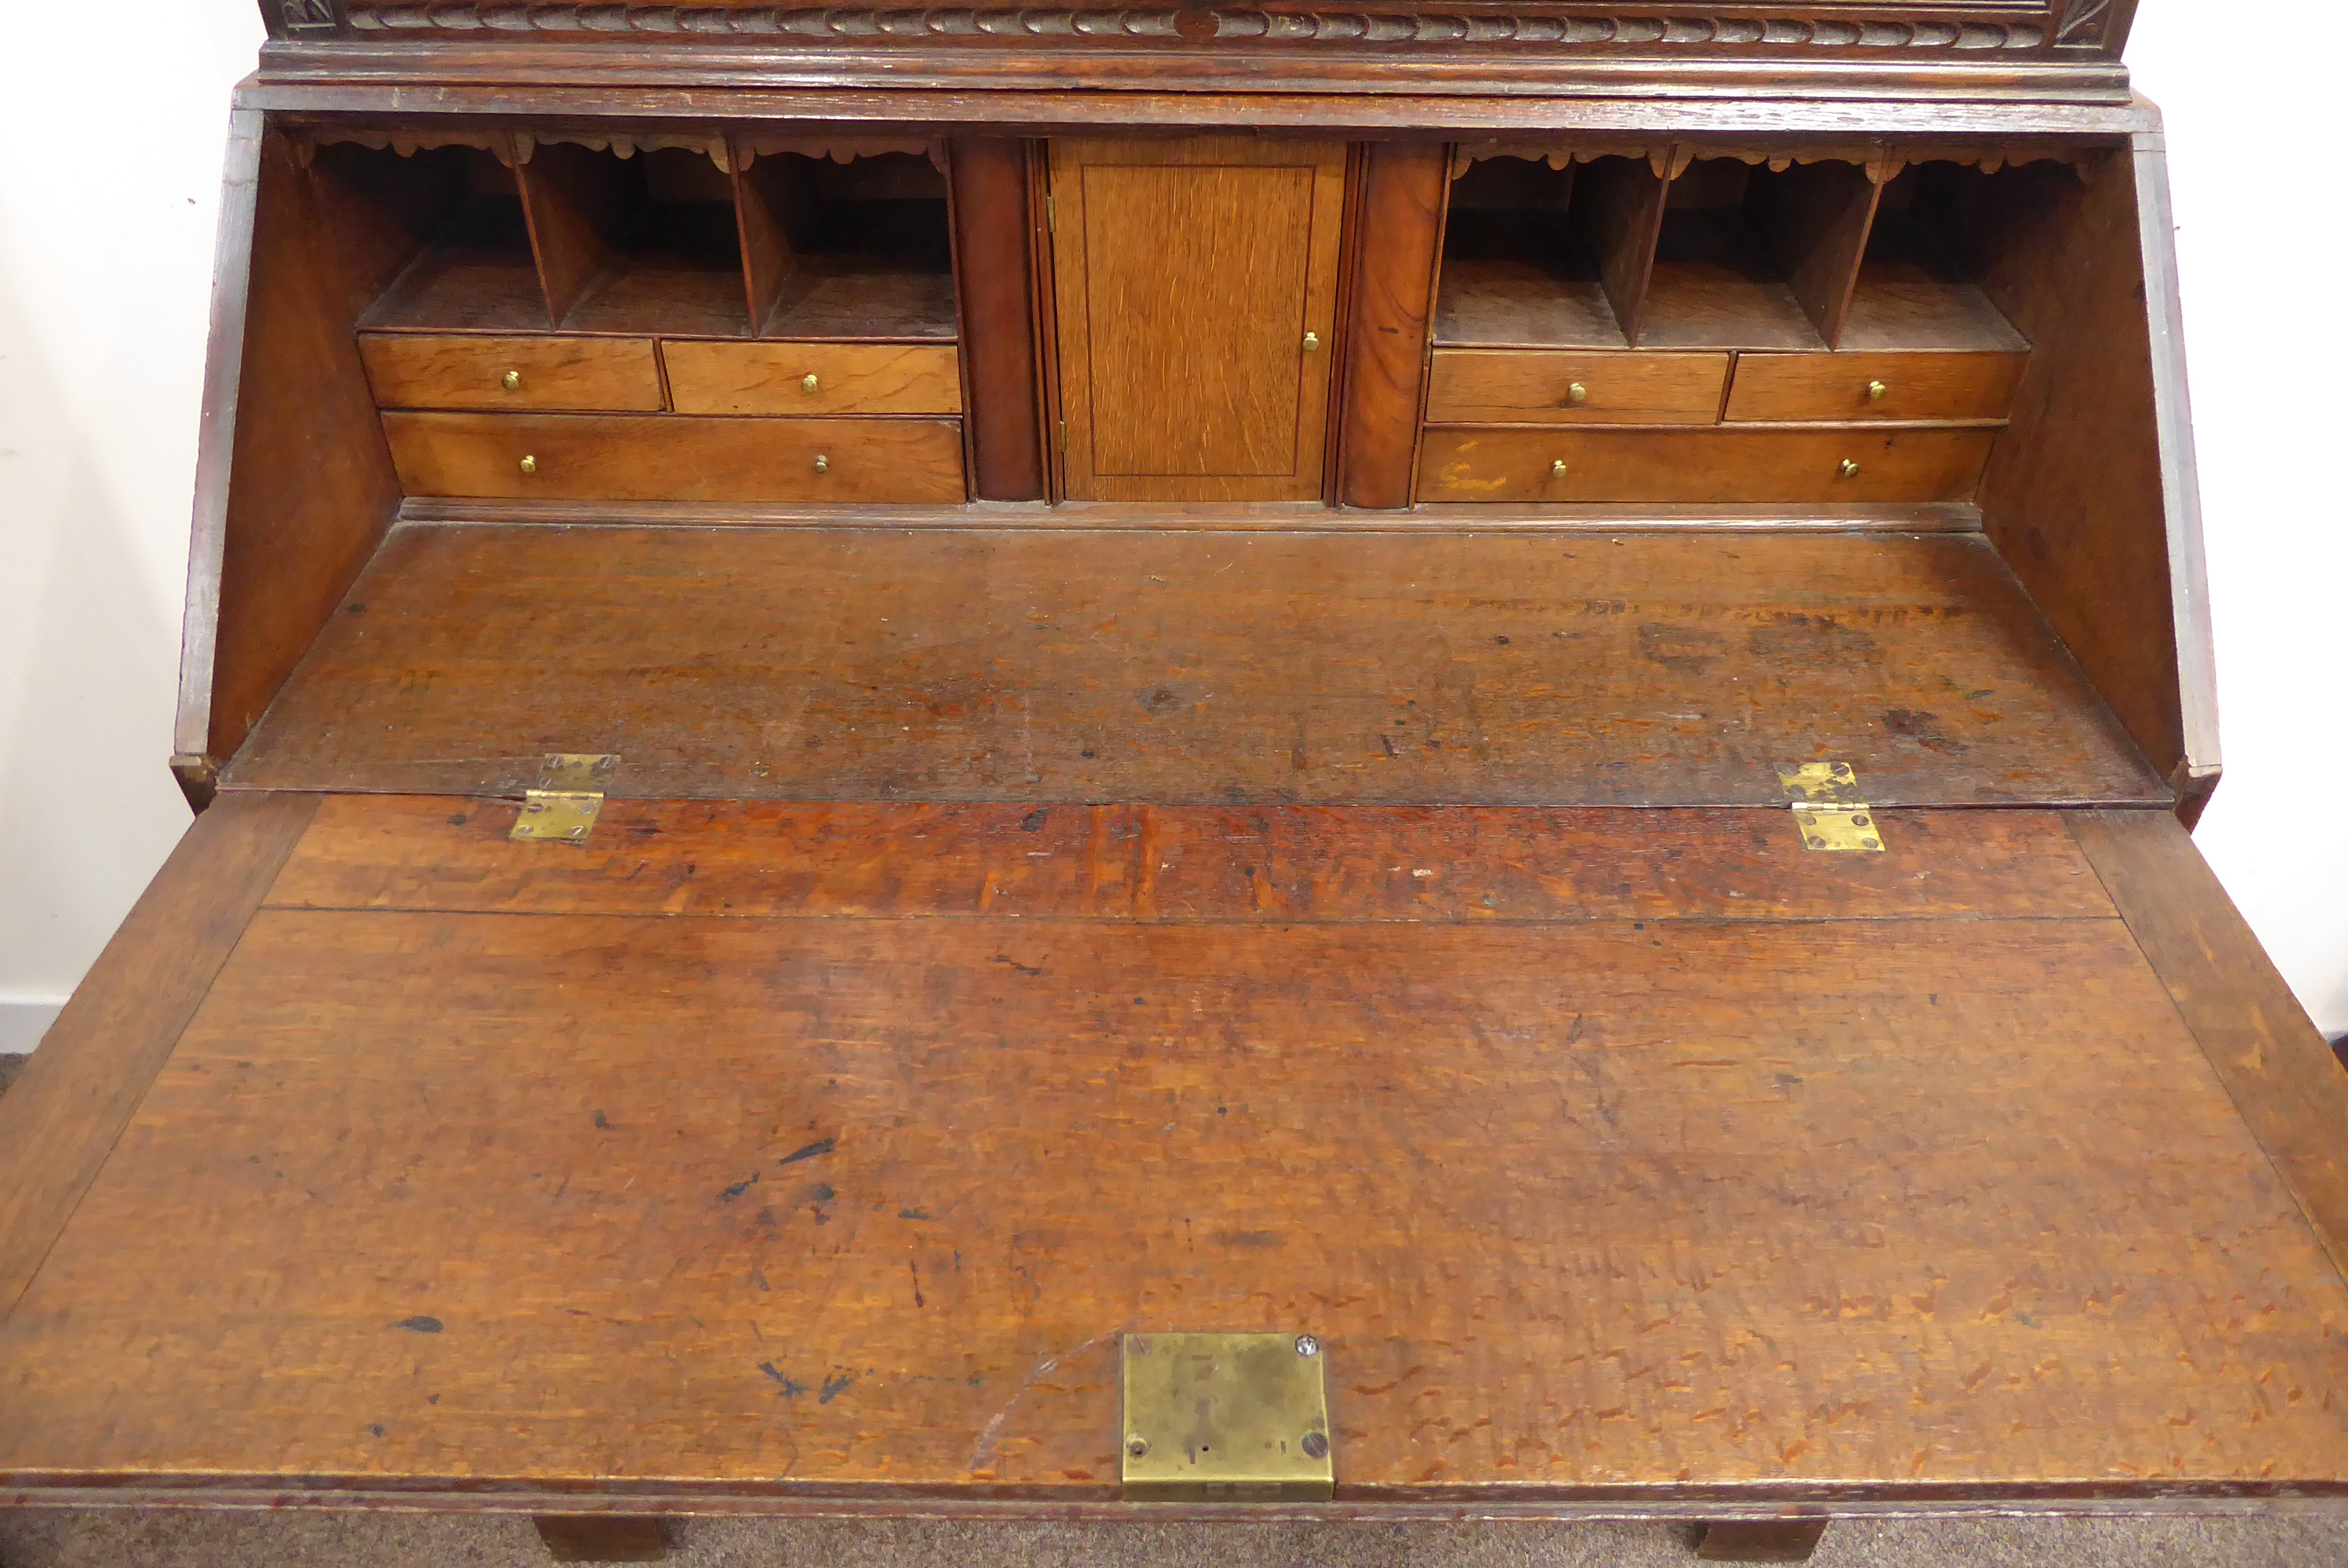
[0,2,265,1050]
[0,3,2342,1048]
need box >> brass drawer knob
[801,373,820,394]
[518,454,537,475]
[1838,458,1861,478]
[1865,380,1888,402]
[1301,332,1320,354]
[1550,459,1568,479]
[501,369,521,391]
[814,454,829,474]
[1565,382,1588,405]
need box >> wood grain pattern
[1724,352,2025,424]
[1642,209,1824,352]
[1572,154,1667,347]
[1335,142,1446,509]
[516,140,623,328]
[1418,425,1995,504]
[269,798,2112,926]
[1428,350,1729,424]
[1752,160,1882,350]
[0,793,318,1322]
[6,804,2345,1502]
[220,523,2164,808]
[948,137,1048,501]
[2070,809,2348,1282]
[359,333,665,413]
[1840,214,2032,356]
[382,413,966,503]
[662,342,963,415]
[1050,138,1346,502]
[192,131,421,763]
[1971,152,2189,790]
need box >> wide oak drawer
[359,334,665,413]
[664,341,964,415]
[383,413,967,503]
[1724,352,2026,423]
[1419,427,1995,504]
[1426,350,1729,425]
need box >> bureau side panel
[179,120,413,785]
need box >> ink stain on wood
[389,1315,443,1333]
[718,1173,761,1201]
[778,1138,834,1165]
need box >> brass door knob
[1550,459,1568,479]
[814,454,829,474]
[1838,458,1861,478]
[1865,380,1888,402]
[501,370,521,391]
[518,454,537,475]
[801,373,820,394]
[1302,332,1320,354]
[1565,382,1588,405]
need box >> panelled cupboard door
[1049,138,1347,502]
[6,796,2348,1510]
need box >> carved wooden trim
[738,134,949,174]
[2054,0,2109,46]
[326,4,2060,51]
[516,129,734,168]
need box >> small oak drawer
[1426,350,1729,425]
[1724,352,2026,423]
[664,342,964,416]
[382,413,967,504]
[1417,426,1995,504]
[359,334,665,413]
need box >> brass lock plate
[1120,1333,1332,1502]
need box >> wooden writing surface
[5,799,2345,1509]
[1049,138,1345,502]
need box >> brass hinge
[1777,761,1886,853]
[1121,1333,1333,1502]
[511,752,616,844]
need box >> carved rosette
[312,2,2064,50]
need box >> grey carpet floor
[6,1055,2347,1565]
[6,1512,2348,1568]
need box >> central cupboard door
[1049,138,1347,501]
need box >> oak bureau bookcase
[3,2,2346,1563]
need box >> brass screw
[814,454,829,474]
[1865,380,1888,402]
[1549,459,1568,479]
[801,373,819,394]
[1296,1334,1320,1357]
[1837,458,1860,478]
[502,369,521,391]
[1565,381,1588,405]
[1126,1434,1150,1458]
[518,454,537,475]
[1301,1431,1330,1459]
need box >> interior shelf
[357,146,547,334]
[1639,203,1823,352]
[1841,177,2030,354]
[741,150,957,341]
[1433,158,1625,349]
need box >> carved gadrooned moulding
[305,3,2084,51]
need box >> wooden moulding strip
[2069,809,2348,1286]
[0,793,322,1323]
[390,497,1985,532]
